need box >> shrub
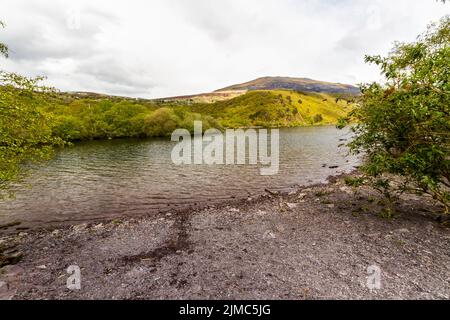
[344,16,450,213]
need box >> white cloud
[0,0,448,98]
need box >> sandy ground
[1,177,449,300]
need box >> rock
[397,228,410,234]
[17,232,28,238]
[339,186,352,194]
[93,223,104,230]
[0,281,9,293]
[286,203,297,210]
[327,204,335,209]
[297,193,307,199]
[51,229,61,237]
[0,251,23,268]
[72,223,88,233]
[36,265,47,270]
[263,231,276,239]
[229,208,240,213]
[0,265,24,278]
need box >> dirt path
[1,177,449,299]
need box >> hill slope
[190,90,353,128]
[215,76,360,95]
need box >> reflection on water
[0,126,358,227]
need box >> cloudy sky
[1,0,448,98]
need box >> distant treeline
[43,90,353,141]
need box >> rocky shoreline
[1,175,449,299]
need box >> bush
[345,16,450,213]
[313,114,323,123]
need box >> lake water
[0,126,359,228]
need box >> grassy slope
[190,90,353,128]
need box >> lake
[0,126,359,228]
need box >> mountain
[215,76,360,95]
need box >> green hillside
[39,89,355,141]
[191,90,354,128]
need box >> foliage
[0,72,64,189]
[40,89,352,141]
[0,21,7,58]
[343,16,450,213]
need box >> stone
[72,223,88,233]
[286,203,297,210]
[0,281,9,293]
[51,229,61,237]
[36,265,47,269]
[339,186,352,194]
[93,223,104,230]
[0,251,23,267]
[263,231,276,239]
[0,265,24,278]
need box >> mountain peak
[215,76,359,95]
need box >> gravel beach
[1,176,449,300]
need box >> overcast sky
[1,0,448,98]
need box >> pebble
[339,187,352,194]
[263,231,276,239]
[286,203,297,210]
[72,224,88,233]
[93,223,104,230]
[36,265,47,269]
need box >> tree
[0,22,64,192]
[0,22,8,58]
[342,16,450,213]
